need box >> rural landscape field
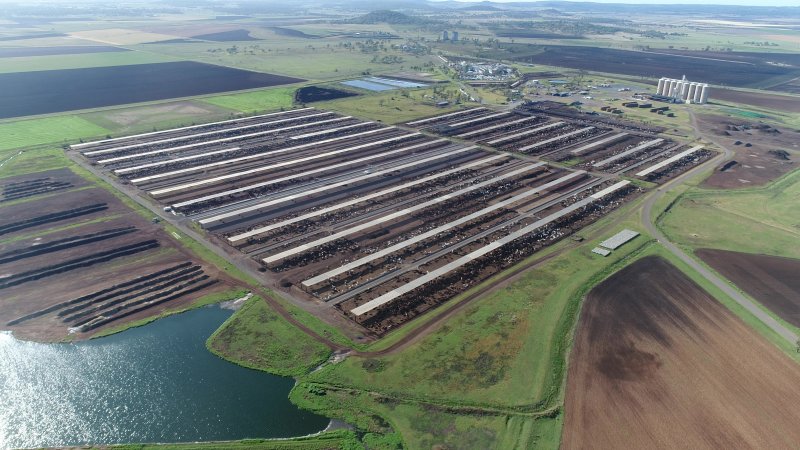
[0,0,798,449]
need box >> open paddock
[0,168,86,203]
[76,106,642,334]
[0,175,234,342]
[0,187,116,238]
[696,114,799,189]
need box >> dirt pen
[696,113,797,189]
[0,169,234,341]
[563,256,800,449]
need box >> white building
[656,75,709,104]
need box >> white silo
[693,84,703,103]
[687,83,698,102]
[669,80,679,98]
[680,82,690,100]
[657,78,668,95]
[699,84,709,104]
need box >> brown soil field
[0,168,86,202]
[696,113,798,188]
[714,88,800,113]
[0,174,235,342]
[766,77,800,96]
[0,187,118,238]
[562,256,800,450]
[697,249,800,328]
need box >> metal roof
[599,229,640,250]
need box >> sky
[446,0,797,6]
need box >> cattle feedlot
[74,105,713,336]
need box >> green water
[0,306,328,449]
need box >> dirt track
[562,256,800,449]
[697,249,800,328]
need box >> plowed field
[697,249,800,328]
[562,255,800,449]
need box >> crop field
[714,88,800,113]
[697,249,800,328]
[510,45,800,88]
[408,106,712,183]
[0,51,178,74]
[562,256,800,449]
[74,106,639,335]
[192,29,260,42]
[0,168,234,341]
[0,61,304,119]
[69,28,184,45]
[0,46,129,58]
[768,77,800,95]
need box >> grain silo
[669,80,679,97]
[699,84,709,103]
[657,78,667,95]
[687,83,698,102]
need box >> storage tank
[699,84,709,104]
[657,78,667,95]
[669,80,679,98]
[687,83,698,102]
[693,84,703,103]
[680,82,690,100]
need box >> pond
[0,305,328,449]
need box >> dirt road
[640,111,798,345]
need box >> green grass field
[206,295,332,377]
[202,87,297,113]
[319,88,461,124]
[660,169,800,259]
[0,116,110,154]
[80,100,236,136]
[96,430,360,450]
[291,381,561,450]
[0,148,74,178]
[135,39,435,82]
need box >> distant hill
[460,2,505,11]
[345,10,438,25]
